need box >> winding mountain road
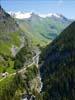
[0,52,40,82]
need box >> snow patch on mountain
[8,11,66,19]
[39,13,61,18]
[8,11,32,19]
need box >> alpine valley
[0,5,74,100]
[9,11,72,46]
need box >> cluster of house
[0,72,9,77]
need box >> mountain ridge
[9,11,70,20]
[13,12,72,46]
[40,21,75,100]
[0,6,32,72]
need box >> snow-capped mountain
[8,11,67,20]
[39,13,61,18]
[8,11,32,19]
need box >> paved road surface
[0,52,40,82]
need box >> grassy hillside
[40,22,75,100]
[0,64,42,100]
[0,6,23,55]
[16,13,71,46]
[0,6,33,74]
[0,7,38,99]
